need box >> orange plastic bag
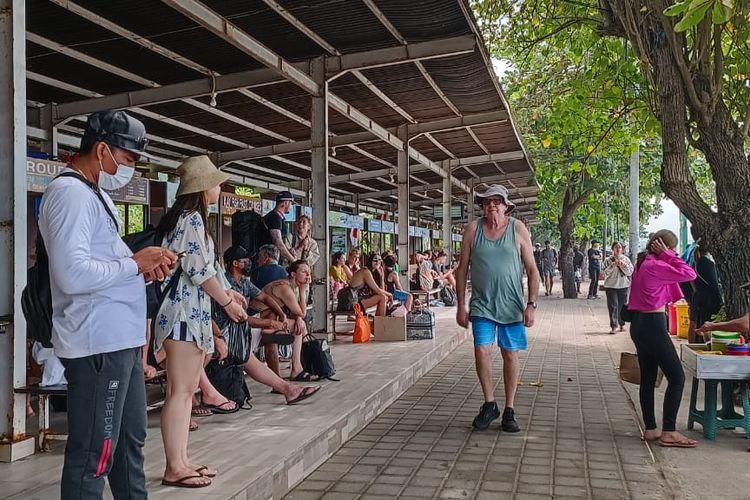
[353,304,372,343]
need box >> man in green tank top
[455,185,540,432]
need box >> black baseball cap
[276,191,295,203]
[81,110,153,160]
[223,245,251,266]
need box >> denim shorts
[471,317,527,351]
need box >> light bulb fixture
[389,173,395,183]
[331,147,337,157]
[209,73,218,107]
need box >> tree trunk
[559,219,577,298]
[601,0,750,318]
[558,188,590,298]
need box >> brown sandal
[161,474,212,488]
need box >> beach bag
[619,352,663,387]
[352,304,372,343]
[406,307,436,340]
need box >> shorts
[165,322,194,343]
[471,317,527,351]
[541,265,554,278]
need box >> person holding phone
[154,156,249,488]
[603,241,633,334]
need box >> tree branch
[657,14,708,121]
[711,23,724,111]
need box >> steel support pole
[442,173,451,261]
[0,0,33,461]
[397,126,410,289]
[628,147,639,262]
[467,179,475,224]
[310,58,330,334]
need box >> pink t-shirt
[628,250,697,312]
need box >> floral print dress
[154,211,227,353]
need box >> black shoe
[501,407,520,433]
[472,402,500,431]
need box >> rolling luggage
[406,307,435,340]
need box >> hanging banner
[452,233,463,242]
[331,228,347,254]
[329,211,364,229]
[368,219,383,233]
[26,157,149,204]
[220,193,262,216]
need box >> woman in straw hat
[154,156,248,488]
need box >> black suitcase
[406,307,435,340]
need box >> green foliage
[473,0,664,242]
[664,0,735,31]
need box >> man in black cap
[39,110,177,499]
[264,191,296,264]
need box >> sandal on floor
[287,386,321,405]
[658,438,697,448]
[161,474,211,488]
[203,400,239,414]
[191,405,213,417]
[259,331,294,346]
[289,372,318,382]
[195,465,217,478]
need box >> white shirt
[38,169,146,359]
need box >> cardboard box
[374,316,406,342]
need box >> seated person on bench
[383,255,413,313]
[254,260,316,381]
[338,253,392,316]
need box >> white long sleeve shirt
[38,169,146,359]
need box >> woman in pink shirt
[628,230,697,448]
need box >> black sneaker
[501,407,521,433]
[472,401,500,431]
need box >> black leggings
[629,312,685,432]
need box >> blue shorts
[471,317,527,351]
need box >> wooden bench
[412,288,440,309]
[16,370,166,452]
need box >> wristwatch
[527,301,537,309]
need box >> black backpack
[22,172,119,348]
[301,334,339,381]
[231,210,271,265]
[205,361,252,409]
[440,286,457,307]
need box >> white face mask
[98,145,135,191]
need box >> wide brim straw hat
[475,184,515,214]
[175,155,230,197]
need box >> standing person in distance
[540,240,558,296]
[265,191,296,265]
[602,241,633,334]
[627,230,697,448]
[587,240,603,299]
[455,185,540,433]
[39,110,178,499]
[573,245,585,295]
[284,214,320,273]
[154,156,249,488]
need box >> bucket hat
[81,110,154,160]
[175,155,230,197]
[475,184,515,214]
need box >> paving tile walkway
[286,296,671,500]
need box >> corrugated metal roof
[24,0,536,218]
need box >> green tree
[474,0,745,313]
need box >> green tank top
[469,217,525,324]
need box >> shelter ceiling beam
[50,35,474,120]
[161,0,319,95]
[361,181,538,201]
[218,110,508,162]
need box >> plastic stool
[687,377,750,440]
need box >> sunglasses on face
[483,198,505,206]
